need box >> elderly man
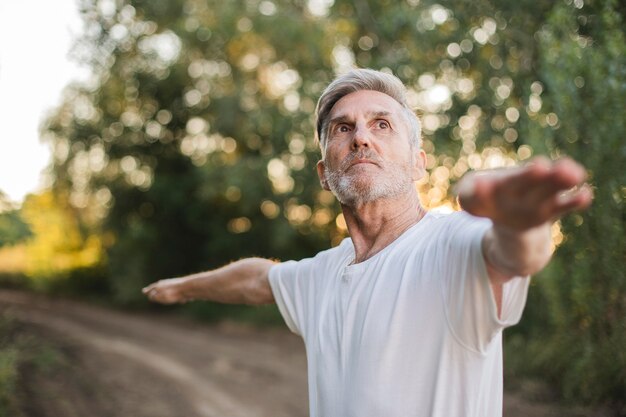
[143,69,591,416]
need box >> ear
[412,148,427,181]
[316,160,331,190]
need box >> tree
[0,191,31,248]
[41,0,624,407]
[44,0,337,304]
[508,1,625,409]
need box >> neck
[342,191,427,264]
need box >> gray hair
[315,68,422,154]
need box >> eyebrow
[328,110,393,127]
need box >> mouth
[349,158,379,168]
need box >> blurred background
[0,0,624,415]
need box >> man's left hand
[455,157,593,230]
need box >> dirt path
[1,289,308,417]
[0,289,605,417]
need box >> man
[143,69,591,416]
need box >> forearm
[483,223,553,280]
[144,258,277,305]
[183,258,276,304]
[457,157,590,290]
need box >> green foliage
[40,0,625,408]
[184,301,284,326]
[45,0,339,305]
[0,212,31,248]
[0,192,106,294]
[0,347,19,417]
[0,315,22,417]
[510,1,626,410]
[45,0,559,304]
[0,191,31,248]
[0,314,68,417]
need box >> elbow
[249,284,275,305]
[241,258,276,305]
[243,278,274,305]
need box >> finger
[552,183,594,216]
[519,156,552,181]
[554,157,587,180]
[476,160,552,204]
[142,284,160,295]
[545,158,587,192]
[526,155,552,167]
[514,158,587,205]
[456,175,495,216]
[144,286,162,302]
[509,157,554,195]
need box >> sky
[0,0,88,204]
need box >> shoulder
[313,237,353,264]
[271,237,352,276]
[428,210,491,231]
[411,210,492,251]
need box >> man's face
[317,90,425,206]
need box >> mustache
[337,149,383,171]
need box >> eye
[334,124,351,133]
[376,120,390,129]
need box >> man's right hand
[142,258,276,306]
[143,277,191,304]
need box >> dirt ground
[0,289,608,417]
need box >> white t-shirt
[268,211,530,417]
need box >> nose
[351,124,371,150]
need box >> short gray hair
[315,68,422,154]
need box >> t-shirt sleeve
[268,258,315,338]
[439,211,530,354]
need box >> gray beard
[325,150,414,207]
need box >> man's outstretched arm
[142,258,277,305]
[456,157,592,283]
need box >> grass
[0,312,66,417]
[0,346,19,417]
